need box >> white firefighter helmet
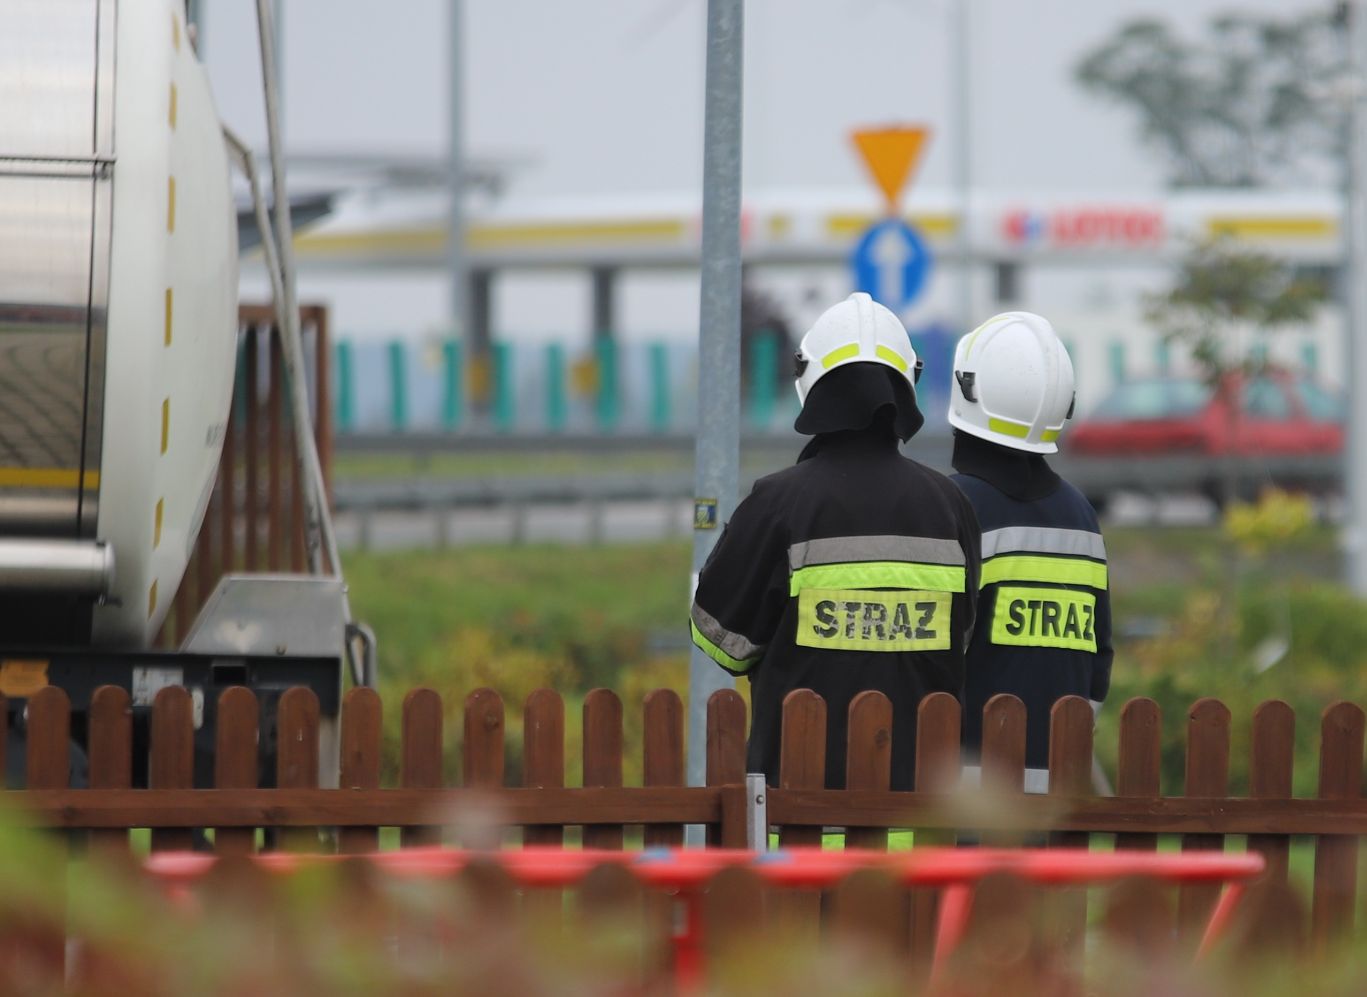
[793,292,922,405]
[948,311,1076,454]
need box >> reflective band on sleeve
[789,535,965,570]
[690,602,765,661]
[875,345,908,372]
[821,343,860,369]
[987,417,1030,439]
[990,586,1098,652]
[691,620,756,673]
[797,588,951,651]
[790,561,966,596]
[979,555,1107,590]
[980,526,1106,561]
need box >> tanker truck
[0,1,358,786]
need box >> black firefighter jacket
[952,454,1113,774]
[690,429,982,790]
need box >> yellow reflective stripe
[987,417,1030,439]
[790,561,966,596]
[980,555,1108,590]
[691,620,755,673]
[1040,428,1061,442]
[821,343,860,369]
[991,586,1097,652]
[875,345,908,372]
[0,468,100,489]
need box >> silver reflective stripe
[690,601,764,661]
[980,526,1106,561]
[788,534,966,571]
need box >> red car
[1068,370,1343,457]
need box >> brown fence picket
[910,692,960,972]
[215,688,259,856]
[1047,696,1094,956]
[706,689,747,847]
[980,693,1026,793]
[1311,702,1364,951]
[87,686,131,852]
[778,689,826,847]
[27,686,70,791]
[845,691,892,850]
[22,687,68,989]
[830,869,907,957]
[339,687,382,854]
[915,692,961,796]
[523,690,565,847]
[267,335,284,570]
[583,689,624,850]
[277,688,320,851]
[643,689,685,848]
[220,386,237,573]
[777,690,825,942]
[461,689,505,849]
[523,690,565,921]
[1249,700,1295,888]
[1116,698,1162,852]
[1048,696,1094,811]
[150,687,195,852]
[402,688,445,846]
[1178,698,1230,945]
[463,688,505,789]
[980,694,1026,848]
[703,867,767,969]
[244,329,260,571]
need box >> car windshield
[1087,379,1212,422]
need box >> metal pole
[250,7,366,685]
[1344,0,1367,594]
[448,0,468,344]
[274,0,285,140]
[687,0,744,801]
[952,0,973,332]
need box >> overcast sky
[194,0,1331,342]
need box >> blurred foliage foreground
[0,819,1357,995]
[348,499,1367,795]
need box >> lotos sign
[1001,206,1164,249]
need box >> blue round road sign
[851,218,933,311]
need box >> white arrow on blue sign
[850,218,933,312]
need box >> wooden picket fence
[158,304,333,646]
[5,684,1367,952]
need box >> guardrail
[329,432,1343,544]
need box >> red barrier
[145,846,1264,988]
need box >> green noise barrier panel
[387,339,407,431]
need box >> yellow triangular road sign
[851,126,930,211]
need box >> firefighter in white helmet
[690,292,981,789]
[948,312,1112,793]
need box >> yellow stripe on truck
[0,469,100,489]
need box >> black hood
[794,362,924,442]
[950,429,1061,501]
